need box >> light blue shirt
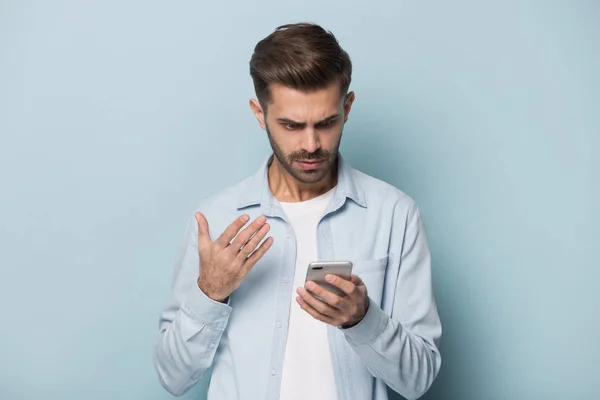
[154,154,442,400]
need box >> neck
[267,155,338,203]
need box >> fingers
[297,286,340,319]
[296,295,338,325]
[238,221,270,259]
[349,274,364,286]
[213,214,250,249]
[230,215,268,252]
[243,236,274,272]
[304,281,344,309]
[324,274,357,296]
[195,212,212,258]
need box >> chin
[294,167,329,183]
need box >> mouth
[295,159,325,170]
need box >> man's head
[249,23,355,184]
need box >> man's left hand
[296,274,369,328]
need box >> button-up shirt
[153,154,442,400]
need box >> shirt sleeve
[342,202,442,400]
[153,214,232,396]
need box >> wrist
[197,278,228,303]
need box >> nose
[300,128,321,154]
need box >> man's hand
[195,212,273,302]
[296,274,369,328]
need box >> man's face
[252,82,355,184]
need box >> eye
[318,119,335,128]
[284,123,299,130]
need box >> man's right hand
[195,212,273,302]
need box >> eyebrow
[276,113,340,128]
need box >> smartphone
[305,260,353,297]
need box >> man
[154,23,442,400]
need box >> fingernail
[297,287,306,295]
[241,214,249,222]
[306,282,315,290]
[257,215,267,224]
[325,274,335,283]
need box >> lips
[295,160,325,169]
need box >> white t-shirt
[278,187,338,400]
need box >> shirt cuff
[342,297,389,346]
[181,283,233,325]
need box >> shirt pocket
[352,254,389,273]
[352,254,391,306]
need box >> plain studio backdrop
[0,1,598,399]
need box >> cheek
[269,127,295,150]
[322,128,343,147]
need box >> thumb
[195,212,212,256]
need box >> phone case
[305,260,353,297]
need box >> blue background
[1,1,598,399]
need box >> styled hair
[249,22,352,109]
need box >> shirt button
[276,321,282,328]
[271,370,277,376]
[286,235,290,240]
[283,277,289,283]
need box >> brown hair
[249,22,352,110]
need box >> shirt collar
[236,153,367,213]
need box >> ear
[249,99,266,130]
[343,91,355,123]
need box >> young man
[154,23,442,400]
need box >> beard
[266,124,341,184]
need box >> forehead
[267,82,343,121]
